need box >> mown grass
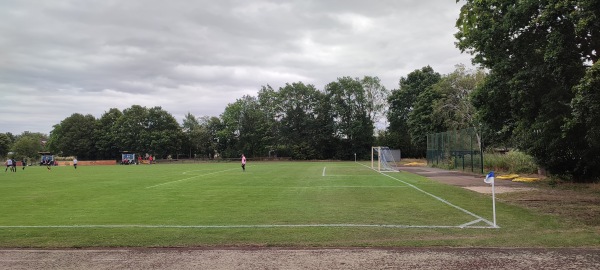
[0,162,598,248]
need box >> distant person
[148,155,153,165]
[11,158,17,172]
[73,157,78,169]
[22,158,27,170]
[5,159,12,172]
[241,154,246,172]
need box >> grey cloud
[0,0,473,134]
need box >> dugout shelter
[38,152,55,166]
[120,151,136,165]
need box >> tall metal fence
[426,128,483,174]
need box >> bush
[484,150,537,174]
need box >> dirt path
[398,165,536,193]
[1,247,599,269]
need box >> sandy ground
[1,247,599,269]
[464,186,536,194]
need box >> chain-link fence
[426,128,483,174]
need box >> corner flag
[484,171,495,184]
[484,171,497,227]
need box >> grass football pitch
[0,162,597,247]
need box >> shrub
[484,150,537,174]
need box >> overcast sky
[0,0,473,135]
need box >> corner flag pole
[485,171,497,227]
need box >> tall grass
[484,150,538,174]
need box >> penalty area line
[357,163,499,229]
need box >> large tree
[182,112,202,158]
[48,113,97,159]
[0,133,10,158]
[276,82,324,159]
[146,106,185,158]
[219,96,272,158]
[325,77,374,159]
[182,113,216,159]
[361,76,390,125]
[456,0,599,180]
[431,64,486,131]
[11,132,47,161]
[113,105,149,154]
[112,105,183,158]
[387,66,441,157]
[564,62,600,179]
[95,108,123,160]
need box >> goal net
[371,146,401,172]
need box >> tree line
[0,66,483,163]
[2,1,598,181]
[0,76,387,162]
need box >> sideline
[0,223,493,229]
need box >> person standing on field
[22,158,26,170]
[73,157,78,169]
[241,154,246,172]
[5,159,12,172]
[11,158,16,172]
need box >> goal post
[371,146,401,172]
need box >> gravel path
[1,248,599,269]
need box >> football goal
[371,146,401,172]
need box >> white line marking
[357,163,499,228]
[0,224,497,229]
[146,168,237,189]
[321,175,374,177]
[182,169,213,175]
[322,167,326,177]
[459,219,485,228]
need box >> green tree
[12,136,40,161]
[387,66,441,157]
[565,62,600,179]
[218,100,242,158]
[456,0,599,180]
[182,112,202,158]
[361,76,390,124]
[95,108,122,160]
[181,113,216,159]
[12,132,47,161]
[257,85,280,157]
[206,116,223,158]
[325,77,374,159]
[276,82,323,159]
[146,106,185,159]
[431,64,486,131]
[237,96,271,158]
[114,105,149,154]
[197,116,218,159]
[0,133,10,158]
[312,91,336,159]
[48,113,97,159]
